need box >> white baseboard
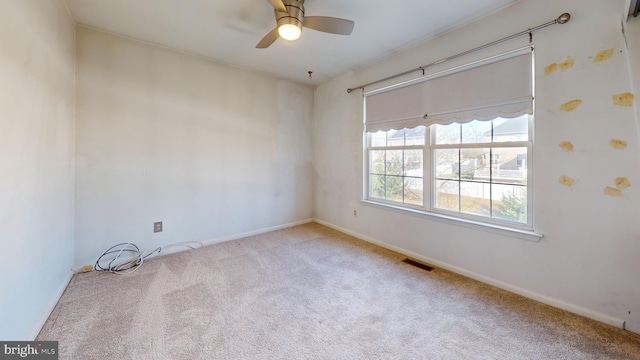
[30,271,74,340]
[141,219,315,259]
[151,218,315,257]
[198,218,314,248]
[313,218,626,330]
[72,219,316,272]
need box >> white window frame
[366,130,427,210]
[428,116,533,229]
[363,115,538,240]
[361,47,541,241]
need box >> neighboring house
[491,115,528,142]
[474,116,528,180]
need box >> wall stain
[560,56,574,71]
[560,100,582,112]
[615,177,631,190]
[610,138,628,150]
[592,48,614,63]
[558,175,575,188]
[559,141,574,152]
[612,92,635,107]
[544,63,558,75]
[604,186,623,197]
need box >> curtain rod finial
[347,88,353,93]
[558,13,571,24]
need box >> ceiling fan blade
[256,27,280,48]
[303,16,354,35]
[267,0,287,12]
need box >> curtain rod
[347,13,571,94]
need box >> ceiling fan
[256,0,355,48]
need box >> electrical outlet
[353,210,357,216]
[154,221,163,233]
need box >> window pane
[370,150,385,175]
[370,174,385,199]
[434,123,460,145]
[461,120,492,144]
[435,180,459,212]
[369,146,424,206]
[460,148,489,180]
[367,115,531,226]
[404,177,423,205]
[492,184,527,223]
[492,147,527,185]
[460,181,491,217]
[435,149,458,180]
[386,150,403,175]
[405,126,426,145]
[386,175,403,202]
[371,131,387,147]
[404,150,423,177]
[492,115,529,142]
[387,129,405,146]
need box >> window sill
[360,200,543,242]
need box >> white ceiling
[64,0,519,85]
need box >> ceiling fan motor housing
[275,0,305,32]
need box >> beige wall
[74,27,315,267]
[0,0,76,339]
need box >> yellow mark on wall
[612,92,635,107]
[604,186,623,197]
[559,141,574,152]
[615,177,631,190]
[544,63,558,75]
[558,141,573,151]
[610,138,628,150]
[558,175,575,187]
[592,48,614,63]
[560,56,574,71]
[560,100,582,112]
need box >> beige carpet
[38,223,640,359]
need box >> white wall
[625,6,640,132]
[74,28,314,266]
[0,0,75,340]
[313,0,640,334]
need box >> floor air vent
[402,258,434,272]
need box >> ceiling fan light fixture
[257,0,353,48]
[278,23,302,40]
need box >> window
[367,115,531,227]
[432,116,530,224]
[369,127,425,206]
[363,48,533,230]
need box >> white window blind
[364,48,533,133]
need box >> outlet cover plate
[154,221,163,233]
